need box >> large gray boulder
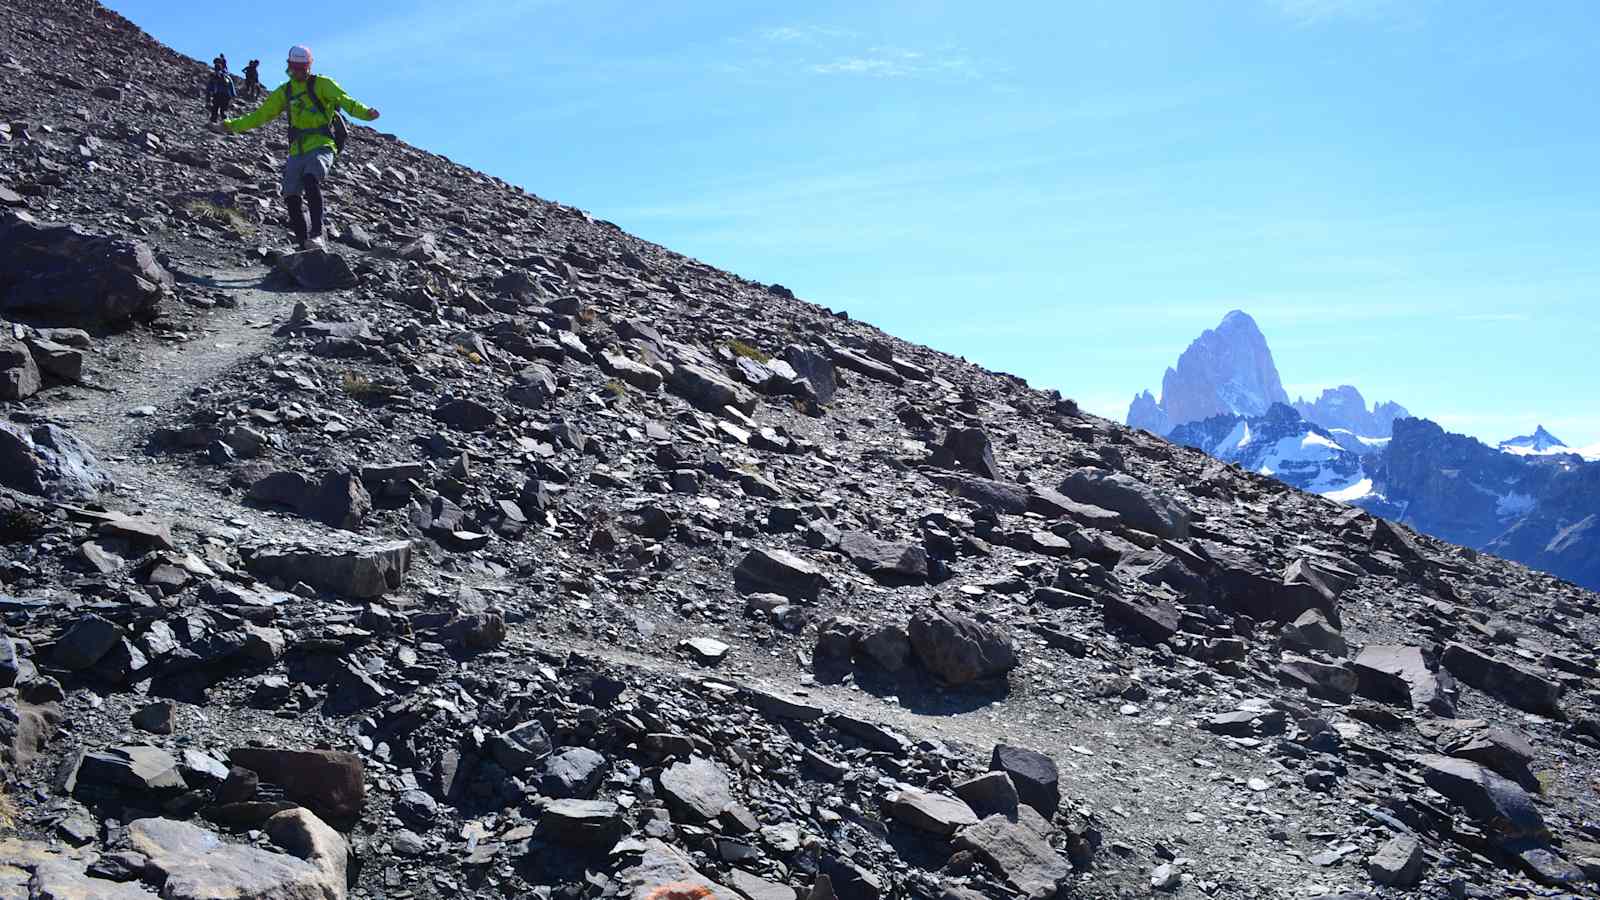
[0,211,172,325]
[243,541,411,598]
[0,338,39,399]
[668,362,758,415]
[128,815,345,900]
[734,548,826,601]
[1415,754,1545,840]
[1057,467,1190,539]
[274,247,357,291]
[907,605,1018,685]
[0,420,113,499]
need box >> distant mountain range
[1129,311,1600,589]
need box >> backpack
[282,75,349,154]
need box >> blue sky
[110,0,1600,448]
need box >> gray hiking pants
[281,148,334,197]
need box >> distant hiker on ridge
[205,57,235,123]
[220,44,380,251]
[242,59,261,101]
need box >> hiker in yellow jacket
[223,45,380,250]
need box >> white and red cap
[287,45,313,68]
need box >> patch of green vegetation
[726,339,771,364]
[339,371,387,404]
[603,378,629,399]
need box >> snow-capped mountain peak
[1499,425,1569,456]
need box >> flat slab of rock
[128,816,340,900]
[244,541,411,599]
[953,807,1071,900]
[884,787,979,835]
[1414,754,1545,840]
[1441,641,1563,717]
[839,532,929,583]
[616,838,735,900]
[658,756,733,822]
[1352,644,1456,716]
[733,548,825,601]
[1057,467,1190,539]
[228,747,365,821]
[539,798,623,845]
[1369,835,1424,886]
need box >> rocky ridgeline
[3,1,1600,899]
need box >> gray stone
[131,701,176,735]
[669,362,758,415]
[0,213,173,324]
[0,338,39,400]
[1368,835,1424,886]
[955,771,1021,819]
[990,744,1061,818]
[274,246,357,290]
[264,807,350,900]
[540,747,607,799]
[658,756,734,822]
[941,426,1000,480]
[952,807,1070,900]
[70,745,186,798]
[1352,644,1456,716]
[907,605,1018,685]
[1280,609,1348,657]
[0,420,113,500]
[1057,467,1190,539]
[539,798,624,846]
[1415,754,1545,840]
[128,816,341,900]
[1441,641,1563,717]
[884,787,979,836]
[244,541,411,599]
[839,532,928,584]
[49,613,122,670]
[734,548,826,601]
[228,747,365,821]
[615,839,735,900]
[1102,593,1179,643]
[490,720,553,773]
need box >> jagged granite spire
[1125,310,1289,434]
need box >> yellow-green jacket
[225,76,375,157]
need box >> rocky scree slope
[5,2,1600,899]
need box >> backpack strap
[283,78,335,153]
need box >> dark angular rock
[49,613,122,670]
[884,787,979,836]
[432,397,499,432]
[1057,467,1190,539]
[907,605,1018,684]
[540,747,607,799]
[954,771,1021,819]
[734,548,826,601]
[990,744,1061,818]
[1441,642,1563,718]
[658,756,734,822]
[0,212,173,324]
[0,420,113,500]
[540,798,623,846]
[839,531,929,584]
[1102,593,1179,643]
[942,426,1001,480]
[243,541,411,598]
[0,337,39,400]
[273,246,357,290]
[1414,754,1545,840]
[227,747,365,821]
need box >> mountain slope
[4,2,1600,898]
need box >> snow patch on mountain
[1170,404,1368,498]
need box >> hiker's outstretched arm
[320,77,379,121]
[225,84,285,133]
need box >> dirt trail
[39,265,324,541]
